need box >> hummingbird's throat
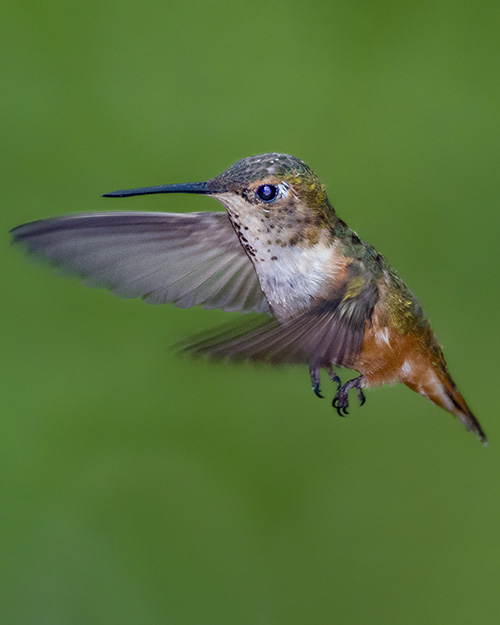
[215,194,337,321]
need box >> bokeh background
[2,1,500,623]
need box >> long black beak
[102,181,210,198]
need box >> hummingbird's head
[207,153,335,229]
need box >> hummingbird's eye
[256,184,278,203]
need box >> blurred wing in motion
[11,211,269,314]
[184,262,379,369]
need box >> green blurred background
[2,0,500,623]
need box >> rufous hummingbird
[10,153,486,443]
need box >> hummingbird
[10,153,486,443]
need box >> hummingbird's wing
[184,263,379,369]
[11,212,269,314]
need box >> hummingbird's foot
[313,383,324,399]
[326,365,342,393]
[357,387,366,406]
[332,376,365,417]
[310,365,324,398]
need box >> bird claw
[332,376,365,417]
[332,396,349,417]
[310,366,365,413]
[313,382,324,399]
[310,365,324,399]
[357,388,366,406]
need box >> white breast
[253,244,337,320]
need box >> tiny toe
[313,384,324,399]
[358,389,366,406]
[309,367,323,398]
[333,395,349,417]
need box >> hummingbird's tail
[440,374,487,445]
[406,368,487,445]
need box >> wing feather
[11,211,269,314]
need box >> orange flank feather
[355,301,487,444]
